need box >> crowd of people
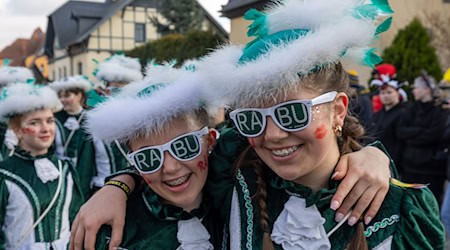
[0,0,448,249]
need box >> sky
[0,0,230,50]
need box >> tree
[126,30,224,66]
[382,18,442,83]
[150,0,205,35]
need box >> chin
[271,165,303,182]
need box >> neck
[183,191,203,213]
[67,106,83,115]
[383,102,399,111]
[19,142,48,156]
[293,145,340,192]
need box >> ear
[333,92,348,127]
[207,128,219,150]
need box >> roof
[45,0,228,57]
[45,0,132,57]
[222,0,268,18]
[0,28,45,66]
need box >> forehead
[23,109,54,121]
[253,87,320,109]
[129,116,202,150]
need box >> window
[52,70,55,81]
[78,62,83,75]
[63,66,67,78]
[58,68,62,79]
[135,23,146,43]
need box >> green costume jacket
[0,122,6,162]
[55,110,130,199]
[0,148,84,249]
[95,187,226,250]
[207,127,445,250]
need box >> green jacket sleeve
[367,141,399,179]
[206,127,248,222]
[392,187,445,250]
[0,177,9,250]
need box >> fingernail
[330,200,339,210]
[364,216,372,225]
[348,216,358,226]
[331,171,339,180]
[335,212,344,222]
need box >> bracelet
[104,180,131,196]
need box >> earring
[334,125,342,137]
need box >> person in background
[371,75,407,175]
[369,64,397,113]
[0,83,84,249]
[0,61,35,161]
[347,70,373,132]
[439,98,450,235]
[397,72,448,203]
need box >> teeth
[272,145,299,157]
[165,174,190,187]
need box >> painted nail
[335,212,344,222]
[330,200,339,210]
[364,216,373,225]
[331,171,339,180]
[348,216,358,226]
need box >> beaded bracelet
[104,180,131,196]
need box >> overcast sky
[0,0,230,50]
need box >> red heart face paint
[248,138,256,147]
[314,124,327,139]
[22,127,36,135]
[143,175,152,185]
[197,154,208,171]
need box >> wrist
[104,180,131,197]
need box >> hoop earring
[334,125,342,137]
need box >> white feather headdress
[0,66,34,86]
[0,83,62,122]
[205,0,394,108]
[94,54,143,83]
[49,75,93,92]
[86,64,224,143]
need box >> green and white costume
[95,186,225,250]
[50,76,130,198]
[0,148,84,249]
[87,62,225,249]
[0,82,84,249]
[209,128,445,250]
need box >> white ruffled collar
[177,217,213,250]
[271,196,331,250]
[34,158,60,183]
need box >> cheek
[142,174,153,185]
[314,124,328,140]
[247,138,256,148]
[22,127,37,136]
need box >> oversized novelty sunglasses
[229,91,338,137]
[127,127,209,174]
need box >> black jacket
[397,102,448,175]
[372,103,406,171]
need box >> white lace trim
[63,117,80,131]
[271,196,331,250]
[177,217,213,250]
[34,158,59,183]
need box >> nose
[264,117,289,142]
[161,151,182,175]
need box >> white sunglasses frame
[229,91,338,138]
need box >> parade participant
[371,75,407,174]
[398,72,448,203]
[0,83,84,249]
[82,65,225,249]
[0,62,34,161]
[202,0,444,248]
[76,54,143,198]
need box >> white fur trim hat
[205,0,394,108]
[0,66,34,86]
[94,54,143,83]
[0,83,62,122]
[87,65,223,143]
[49,75,93,92]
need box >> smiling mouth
[271,145,300,157]
[164,174,191,187]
